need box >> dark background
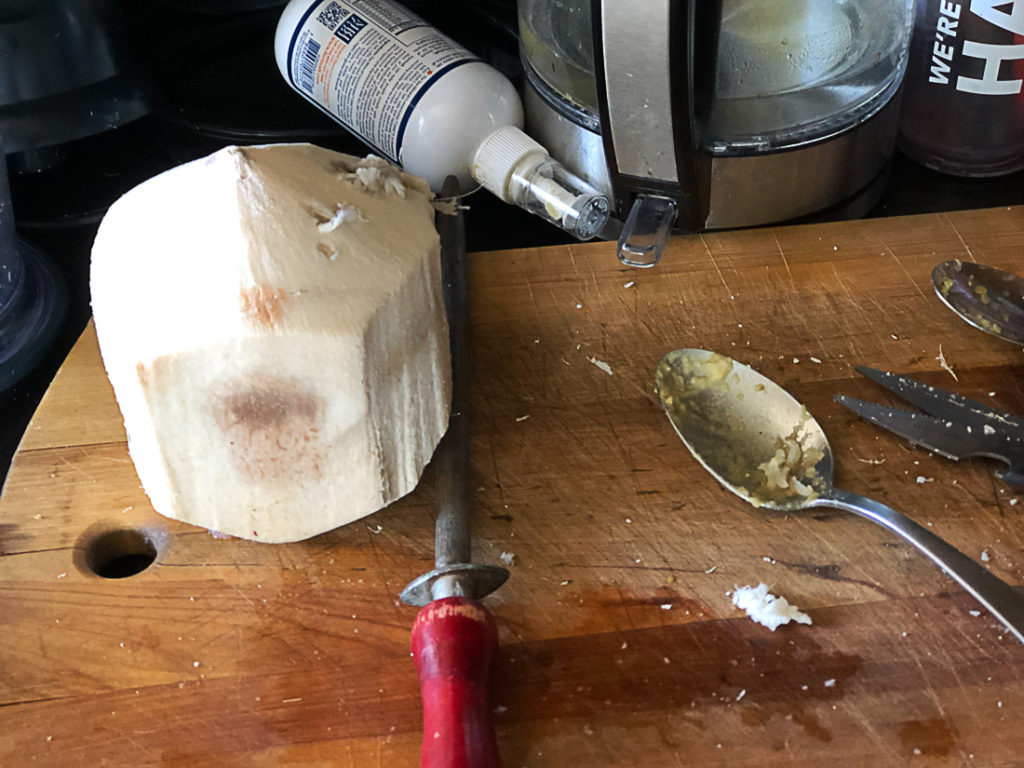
[2,0,1023,487]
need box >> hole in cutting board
[79,528,159,578]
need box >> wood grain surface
[2,206,1024,766]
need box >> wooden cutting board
[2,206,1024,766]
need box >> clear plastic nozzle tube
[507,154,610,241]
[617,194,678,268]
[473,126,610,241]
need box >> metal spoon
[931,260,1024,345]
[655,348,1024,643]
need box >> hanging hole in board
[75,527,162,579]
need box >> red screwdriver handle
[411,597,501,768]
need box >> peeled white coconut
[90,144,451,543]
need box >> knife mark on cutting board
[698,234,735,299]
[776,559,896,599]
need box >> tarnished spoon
[654,348,1024,643]
[932,260,1024,345]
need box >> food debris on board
[936,344,958,381]
[855,456,886,465]
[731,583,812,630]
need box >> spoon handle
[825,489,1024,644]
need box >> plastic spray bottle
[274,0,610,240]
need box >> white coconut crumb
[969,610,981,617]
[367,524,383,534]
[576,303,583,309]
[317,203,364,232]
[936,344,958,381]
[983,425,996,436]
[560,580,571,586]
[661,604,672,610]
[824,679,836,688]
[192,661,200,668]
[736,689,746,701]
[810,357,822,364]
[705,566,717,574]
[500,552,516,566]
[623,281,635,288]
[916,476,933,484]
[891,334,899,340]
[731,583,812,631]
[353,163,406,197]
[1010,499,1018,506]
[762,556,776,564]
[793,357,800,364]
[515,415,531,422]
[430,197,462,216]
[587,356,613,375]
[981,549,991,562]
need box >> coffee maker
[519,0,916,265]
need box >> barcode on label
[298,38,321,94]
[316,1,346,29]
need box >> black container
[898,0,1024,177]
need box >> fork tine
[854,366,1024,434]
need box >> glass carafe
[518,0,916,156]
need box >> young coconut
[90,143,450,542]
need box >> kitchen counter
[2,205,1023,765]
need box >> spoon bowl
[654,348,833,511]
[931,260,1024,345]
[656,348,1024,643]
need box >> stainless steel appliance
[519,0,917,264]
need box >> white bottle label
[283,0,478,162]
